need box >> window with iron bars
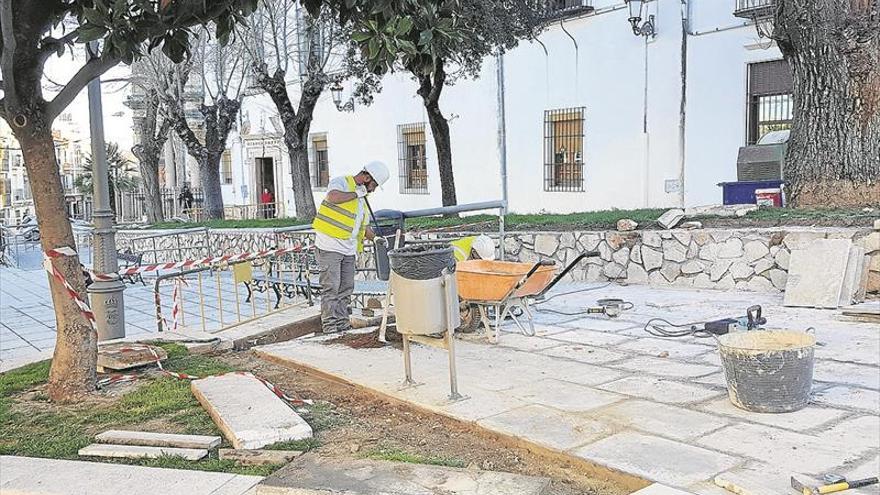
[544,107,585,192]
[221,149,233,184]
[397,123,428,194]
[747,60,793,144]
[310,133,330,188]
[544,0,592,19]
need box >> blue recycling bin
[717,180,784,205]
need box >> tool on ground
[791,474,879,495]
[583,298,634,318]
[645,305,767,338]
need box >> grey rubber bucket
[717,330,816,413]
[388,244,455,280]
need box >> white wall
[231,0,786,216]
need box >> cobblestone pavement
[255,284,880,494]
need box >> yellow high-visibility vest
[450,236,477,262]
[312,176,367,252]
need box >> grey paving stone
[697,423,873,474]
[191,373,313,449]
[632,484,697,495]
[548,329,634,346]
[546,361,627,387]
[700,398,848,430]
[257,456,550,495]
[540,344,629,365]
[506,378,624,412]
[478,404,613,451]
[95,430,221,449]
[813,360,880,390]
[817,415,880,450]
[78,443,208,461]
[495,332,563,352]
[441,391,530,422]
[813,385,880,413]
[612,356,718,378]
[602,400,730,441]
[573,431,739,487]
[615,338,715,359]
[599,377,724,404]
[712,464,794,495]
[562,317,646,332]
[784,239,851,308]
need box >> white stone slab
[615,338,715,359]
[78,443,208,460]
[191,373,313,449]
[840,246,866,306]
[548,329,634,346]
[495,332,564,351]
[95,430,221,449]
[257,457,550,495]
[602,400,730,441]
[573,432,739,487]
[700,398,847,430]
[784,239,852,308]
[632,484,696,495]
[478,404,613,451]
[812,385,880,413]
[0,455,261,495]
[712,465,795,495]
[818,416,880,450]
[506,378,623,412]
[697,423,873,474]
[612,356,718,379]
[813,360,880,390]
[599,377,724,404]
[539,344,629,365]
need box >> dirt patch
[323,329,403,350]
[221,351,631,495]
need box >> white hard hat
[472,235,496,261]
[363,161,390,187]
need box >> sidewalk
[0,456,262,495]
[254,284,880,494]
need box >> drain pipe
[495,53,508,260]
[678,0,690,208]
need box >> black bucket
[717,330,816,413]
[388,244,455,281]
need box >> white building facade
[227,0,791,217]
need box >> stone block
[860,232,880,253]
[618,219,638,231]
[630,245,643,263]
[680,261,704,275]
[728,262,753,280]
[599,376,723,404]
[579,233,602,251]
[602,399,730,442]
[672,231,692,247]
[875,219,880,231]
[607,232,628,250]
[660,262,682,282]
[717,274,735,290]
[711,231,733,242]
[783,231,825,250]
[559,232,577,249]
[698,243,717,262]
[534,234,559,256]
[693,232,711,246]
[774,248,790,269]
[839,246,866,306]
[573,432,739,487]
[868,272,880,293]
[784,239,852,308]
[751,258,773,274]
[686,241,699,259]
[643,231,662,248]
[658,209,685,229]
[478,404,613,451]
[96,343,167,372]
[643,247,663,271]
[717,238,744,259]
[78,443,207,461]
[612,246,631,266]
[767,269,787,290]
[672,277,695,288]
[218,448,302,466]
[743,240,769,263]
[95,430,221,450]
[693,273,714,289]
[627,264,650,284]
[663,240,688,262]
[257,456,551,495]
[598,241,613,261]
[191,373,313,450]
[812,385,880,413]
[506,378,623,412]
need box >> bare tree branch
[0,0,18,104]
[46,54,120,120]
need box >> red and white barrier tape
[43,248,97,329]
[118,244,308,277]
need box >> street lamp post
[86,41,126,341]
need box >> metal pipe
[400,200,507,219]
[495,53,509,260]
[678,0,689,208]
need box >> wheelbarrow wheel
[458,302,482,333]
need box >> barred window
[747,60,793,144]
[397,123,428,194]
[544,107,585,192]
[221,149,233,184]
[310,133,329,188]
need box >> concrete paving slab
[699,398,848,431]
[601,400,730,441]
[784,239,851,308]
[712,464,794,495]
[95,430,221,449]
[439,391,529,422]
[572,431,739,487]
[477,404,614,451]
[506,378,624,412]
[78,443,208,460]
[615,338,715,359]
[697,423,873,474]
[817,416,880,450]
[95,343,167,372]
[813,360,880,390]
[612,356,718,378]
[256,456,550,495]
[0,455,262,495]
[631,484,696,495]
[191,373,313,449]
[813,385,880,413]
[495,332,564,352]
[539,344,628,364]
[547,329,634,346]
[598,377,724,404]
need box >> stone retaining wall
[115,226,880,294]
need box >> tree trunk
[774,0,880,207]
[139,155,164,223]
[416,64,458,208]
[199,153,225,219]
[17,123,97,402]
[287,131,316,219]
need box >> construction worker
[312,161,390,334]
[451,234,497,261]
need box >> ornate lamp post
[624,0,656,37]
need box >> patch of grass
[737,206,876,221]
[303,400,349,432]
[137,454,280,476]
[0,360,51,397]
[150,218,310,230]
[264,438,320,452]
[366,446,466,468]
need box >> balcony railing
[543,0,593,20]
[734,0,776,19]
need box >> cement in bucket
[717,330,816,413]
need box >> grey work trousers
[316,248,356,333]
